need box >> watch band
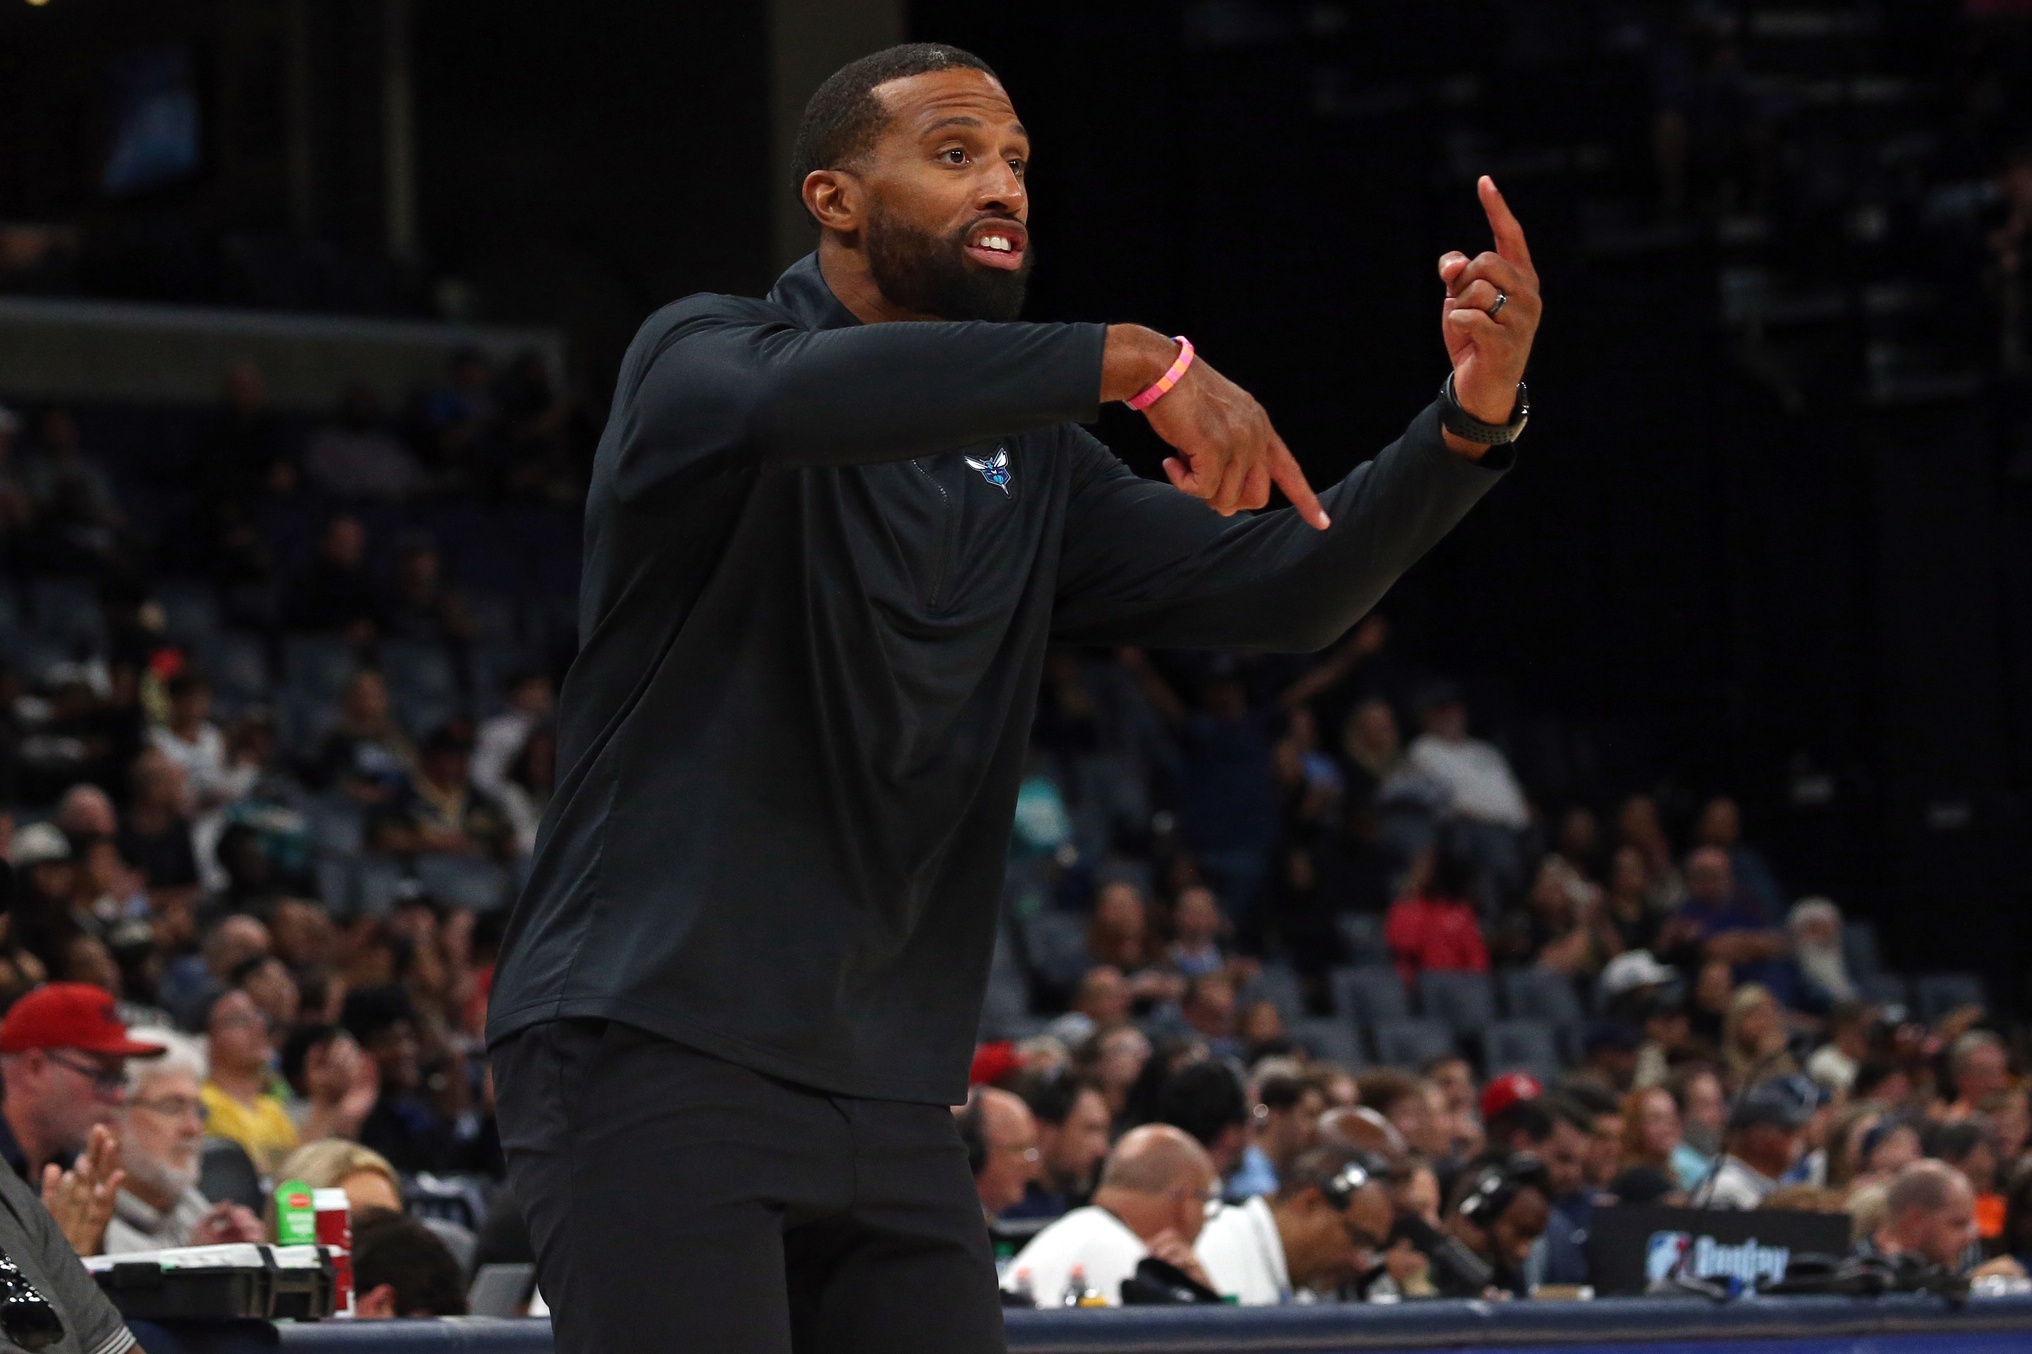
[1439,372,1530,445]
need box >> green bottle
[274,1179,317,1246]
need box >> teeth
[979,235,1011,251]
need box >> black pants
[492,1019,1007,1354]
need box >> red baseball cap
[969,1041,1021,1088]
[0,983,167,1057]
[1480,1070,1542,1122]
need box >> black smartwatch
[1438,372,1529,445]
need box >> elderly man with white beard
[1772,898,1855,1016]
[104,1033,263,1254]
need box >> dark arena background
[1,1,2031,1351]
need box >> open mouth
[963,221,1027,271]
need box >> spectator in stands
[1981,1087,2030,1173]
[1008,1124,1217,1306]
[1434,1154,1555,1298]
[496,350,588,503]
[0,983,163,1181]
[1076,1025,1150,1123]
[1151,1060,1251,1177]
[1178,972,1241,1059]
[1601,845,1661,954]
[1384,835,1489,984]
[961,1086,1039,1221]
[1006,1071,1113,1221]
[379,540,476,646]
[351,1206,471,1317]
[149,671,234,812]
[105,1033,263,1254]
[312,670,415,806]
[1946,1031,2011,1119]
[1657,847,1787,984]
[22,406,122,567]
[345,983,464,1174]
[1048,965,1130,1048]
[1928,1120,2002,1246]
[1084,881,1182,1007]
[1698,1078,1814,1208]
[1619,1085,1684,1177]
[1806,1000,1873,1094]
[1227,1068,1325,1201]
[1166,884,1232,979]
[303,385,426,501]
[1613,795,1684,913]
[403,725,517,860]
[1692,795,1786,920]
[1480,1072,1548,1154]
[1537,1087,1620,1284]
[285,514,379,640]
[1358,1069,1450,1163]
[1198,1146,1394,1304]
[1406,683,1528,904]
[274,1139,404,1215]
[198,363,286,508]
[116,748,199,896]
[1769,898,1854,1014]
[1426,1055,1483,1161]
[199,988,297,1177]
[496,721,556,857]
[1501,855,1618,976]
[1720,983,1795,1089]
[471,671,555,799]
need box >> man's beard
[127,1150,200,1204]
[865,203,1032,322]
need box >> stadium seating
[1418,971,1496,1039]
[1329,965,1410,1025]
[1369,1018,1454,1070]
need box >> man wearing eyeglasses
[0,984,165,1187]
[1195,1147,1395,1304]
[104,1032,264,1255]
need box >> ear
[801,169,863,236]
[355,1284,399,1319]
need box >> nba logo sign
[1646,1231,1691,1284]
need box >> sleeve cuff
[87,1326,137,1354]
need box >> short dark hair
[1010,1068,1101,1128]
[1354,1067,1425,1118]
[1151,1060,1247,1150]
[1256,1072,1313,1115]
[791,43,999,187]
[351,1207,468,1316]
[1486,1097,1555,1147]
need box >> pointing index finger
[1478,176,1533,273]
[1269,436,1331,531]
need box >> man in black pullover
[489,42,1540,1354]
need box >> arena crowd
[0,351,2022,1319]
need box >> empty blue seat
[1290,1017,1365,1070]
[1335,913,1389,966]
[201,631,271,710]
[1502,968,1586,1026]
[28,577,104,652]
[1243,964,1305,1022]
[1857,971,1910,1012]
[1420,970,1496,1036]
[283,634,358,703]
[303,796,365,858]
[355,857,409,917]
[1842,920,1882,980]
[1369,1017,1454,1070]
[1914,972,1986,1022]
[1483,1018,1562,1082]
[157,580,223,645]
[1019,910,1092,989]
[415,854,512,911]
[1330,965,1410,1024]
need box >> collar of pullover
[768,253,862,332]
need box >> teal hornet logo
[965,446,1012,494]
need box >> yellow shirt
[200,1081,300,1178]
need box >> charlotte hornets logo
[964,446,1012,495]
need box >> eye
[1009,158,1027,177]
[939,146,967,165]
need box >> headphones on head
[1458,1152,1552,1226]
[1318,1152,1387,1213]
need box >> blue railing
[127,1293,2032,1354]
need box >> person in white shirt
[1694,1079,1812,1209]
[1005,1124,1216,1307]
[471,672,555,798]
[1195,1147,1394,1304]
[1405,685,1529,829]
[151,672,236,811]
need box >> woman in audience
[1721,983,1795,1089]
[1618,1085,1684,1177]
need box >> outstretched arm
[1052,176,1539,652]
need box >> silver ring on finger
[1487,290,1508,319]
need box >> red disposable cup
[312,1188,353,1318]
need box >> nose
[976,161,1024,216]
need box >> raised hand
[1102,326,1330,529]
[42,1124,124,1258]
[1438,176,1542,426]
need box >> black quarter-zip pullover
[486,254,1512,1104]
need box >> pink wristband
[1125,336,1195,411]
